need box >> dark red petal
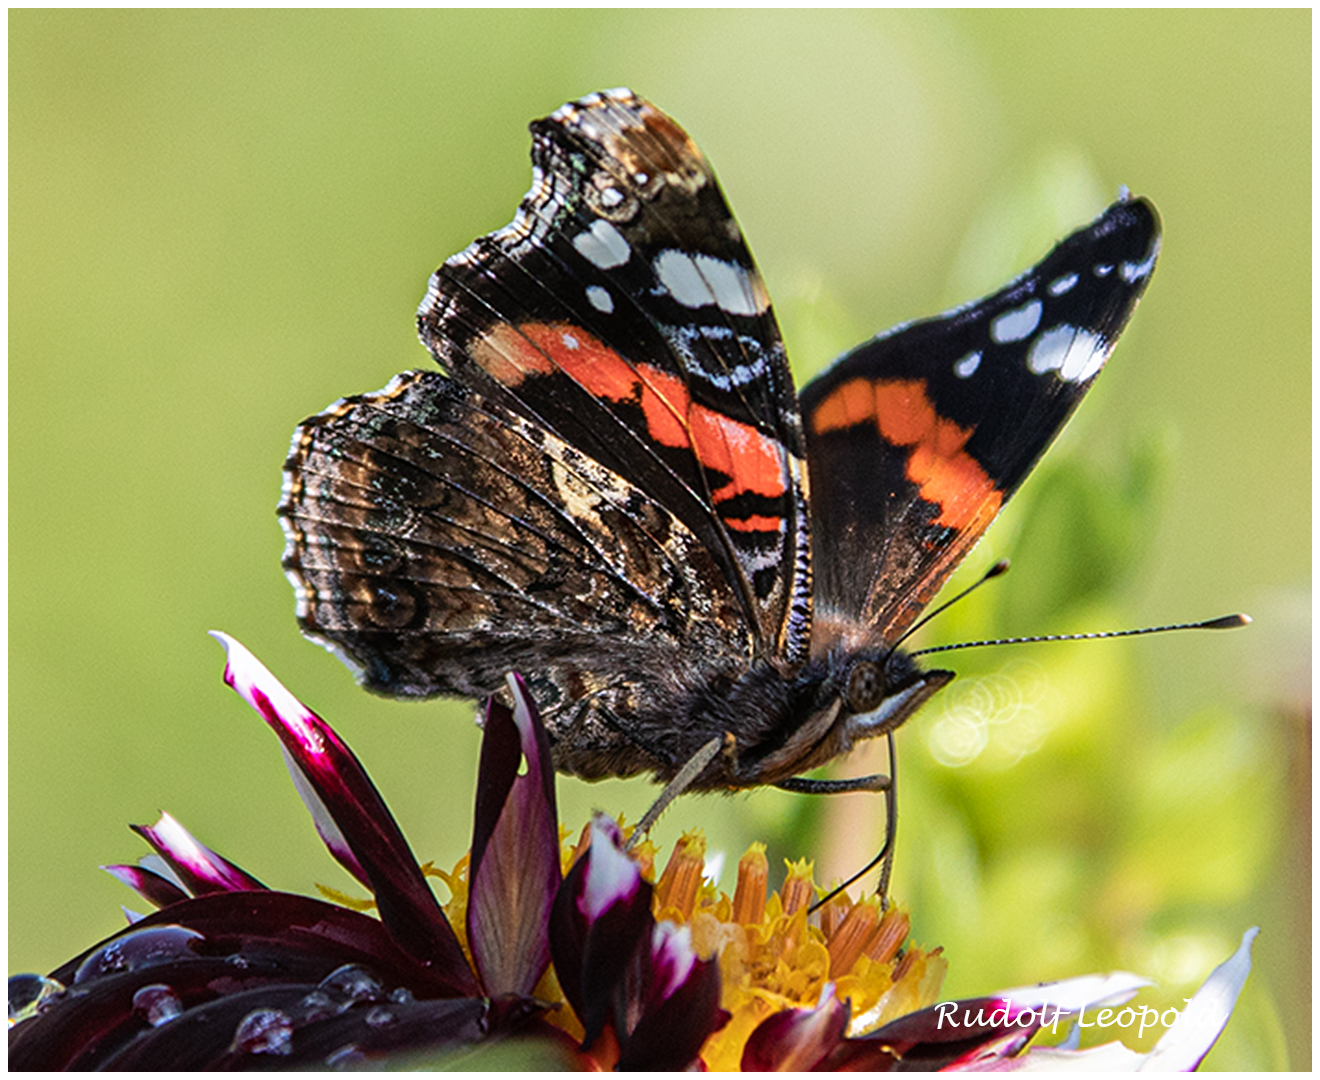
[100,991,491,1070]
[468,677,560,998]
[102,863,190,909]
[50,892,472,997]
[548,856,588,1015]
[211,634,475,990]
[817,995,1045,1071]
[641,920,698,1007]
[12,891,485,1070]
[549,817,653,1048]
[816,1040,900,1071]
[741,984,850,1070]
[578,817,648,920]
[130,812,266,895]
[618,947,728,1071]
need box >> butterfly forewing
[799,198,1161,650]
[416,90,811,663]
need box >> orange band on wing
[472,321,788,508]
[723,514,785,533]
[810,377,1002,530]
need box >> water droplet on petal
[388,986,414,1004]
[232,1008,294,1056]
[73,925,204,984]
[298,989,336,1022]
[318,964,383,1003]
[326,1044,366,1069]
[9,974,64,1026]
[132,984,183,1027]
[364,1005,394,1027]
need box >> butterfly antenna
[809,731,899,913]
[823,613,1251,911]
[910,613,1250,659]
[889,560,1011,656]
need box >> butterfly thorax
[531,644,952,791]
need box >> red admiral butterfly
[280,89,1161,801]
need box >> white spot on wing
[653,250,768,316]
[1026,325,1107,383]
[1094,263,1113,277]
[573,219,631,269]
[1120,249,1158,283]
[561,332,580,350]
[701,258,767,316]
[991,299,1043,343]
[1048,273,1079,296]
[653,250,710,307]
[953,351,982,379]
[586,284,614,313]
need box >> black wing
[800,196,1161,650]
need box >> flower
[607,822,1257,1071]
[9,635,1254,1069]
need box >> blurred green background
[11,11,1309,1068]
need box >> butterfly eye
[845,660,886,714]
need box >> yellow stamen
[827,895,881,977]
[780,857,816,915]
[867,907,910,964]
[818,887,852,942]
[655,830,706,920]
[892,946,920,982]
[732,843,768,925]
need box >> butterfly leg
[774,773,891,794]
[627,733,730,848]
[802,732,900,912]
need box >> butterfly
[279,88,1159,801]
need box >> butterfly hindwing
[800,197,1161,649]
[282,369,749,702]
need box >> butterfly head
[836,648,955,744]
[738,646,952,787]
[794,646,953,772]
